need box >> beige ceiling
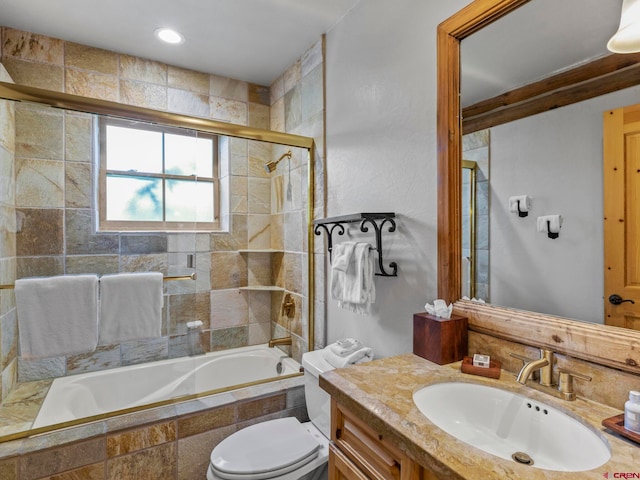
[0,0,360,86]
[0,0,625,101]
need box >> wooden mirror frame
[436,0,640,374]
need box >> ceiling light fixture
[154,27,184,45]
[608,0,640,53]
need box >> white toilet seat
[208,419,329,480]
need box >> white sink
[413,382,610,472]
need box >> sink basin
[413,382,610,472]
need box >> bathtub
[32,344,300,429]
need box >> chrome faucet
[512,349,554,386]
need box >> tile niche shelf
[238,286,285,292]
[238,249,285,292]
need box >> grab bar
[0,272,196,290]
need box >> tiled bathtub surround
[0,376,306,480]
[0,26,325,396]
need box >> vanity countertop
[319,353,640,480]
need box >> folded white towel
[329,338,363,356]
[322,345,374,368]
[15,275,99,359]
[99,272,164,344]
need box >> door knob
[609,294,635,305]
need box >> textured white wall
[490,85,640,324]
[323,0,470,357]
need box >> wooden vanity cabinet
[329,400,439,480]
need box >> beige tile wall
[269,39,326,355]
[0,26,324,386]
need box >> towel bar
[0,272,196,290]
[313,212,398,277]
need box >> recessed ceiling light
[154,28,184,45]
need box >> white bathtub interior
[32,344,299,429]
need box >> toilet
[207,350,334,480]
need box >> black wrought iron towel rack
[313,213,398,277]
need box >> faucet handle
[557,368,591,401]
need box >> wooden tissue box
[413,312,468,365]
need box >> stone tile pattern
[0,382,307,480]
[462,130,490,301]
[0,64,18,406]
[269,39,325,356]
[0,27,323,391]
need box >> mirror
[458,0,633,323]
[437,0,640,372]
[0,81,315,440]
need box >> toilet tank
[301,350,334,439]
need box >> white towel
[330,242,355,304]
[322,345,374,368]
[99,272,164,344]
[332,242,356,272]
[335,243,376,315]
[329,338,363,356]
[15,275,99,359]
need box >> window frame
[97,116,220,232]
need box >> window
[98,117,219,231]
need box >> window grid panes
[98,117,219,231]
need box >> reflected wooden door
[604,104,640,330]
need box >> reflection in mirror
[0,89,315,440]
[438,0,640,375]
[461,133,490,301]
[457,0,640,324]
[461,160,476,299]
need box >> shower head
[264,150,292,173]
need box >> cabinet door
[332,400,416,480]
[329,443,369,480]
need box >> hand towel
[330,242,356,304]
[329,338,363,356]
[15,275,99,359]
[99,272,164,344]
[332,242,356,272]
[322,345,374,368]
[337,243,376,315]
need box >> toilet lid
[210,418,320,478]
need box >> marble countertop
[319,353,640,480]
